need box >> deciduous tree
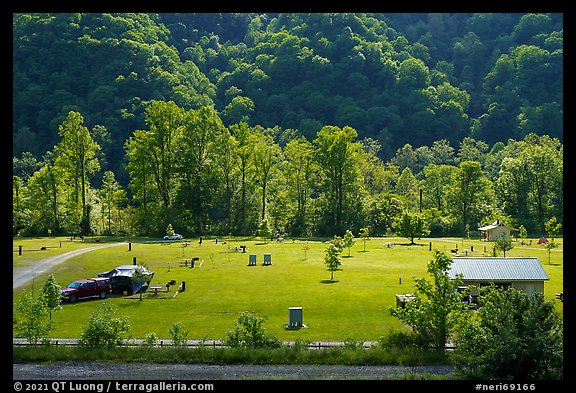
[54,111,101,235]
[315,125,361,235]
[251,130,282,221]
[230,121,257,235]
[177,106,226,234]
[343,229,355,256]
[99,171,126,235]
[494,236,514,257]
[394,211,430,244]
[447,160,492,232]
[390,251,466,351]
[453,285,563,379]
[359,227,370,252]
[324,243,342,281]
[284,136,316,236]
[143,100,184,209]
[39,274,61,320]
[14,290,54,344]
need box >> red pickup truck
[60,277,112,303]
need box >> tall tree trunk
[261,178,267,221]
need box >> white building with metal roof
[478,220,519,241]
[449,257,549,297]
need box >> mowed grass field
[12,236,563,342]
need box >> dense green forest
[12,13,563,238]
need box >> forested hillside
[12,13,563,238]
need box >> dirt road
[13,242,126,289]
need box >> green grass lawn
[13,236,563,342]
[12,237,102,267]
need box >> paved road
[13,362,456,380]
[13,242,126,289]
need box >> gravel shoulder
[13,362,456,380]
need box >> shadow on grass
[119,294,176,304]
[395,242,428,247]
[320,279,339,284]
[59,297,109,307]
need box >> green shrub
[378,329,418,350]
[169,322,189,346]
[13,290,54,344]
[224,311,282,349]
[79,303,130,347]
[143,332,158,346]
[343,338,364,349]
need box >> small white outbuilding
[478,220,519,241]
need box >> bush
[143,332,158,346]
[79,303,130,347]
[343,338,364,349]
[169,322,189,346]
[224,311,282,349]
[378,329,419,350]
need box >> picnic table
[181,257,200,267]
[146,285,167,295]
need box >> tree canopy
[13,13,563,238]
[14,13,562,167]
